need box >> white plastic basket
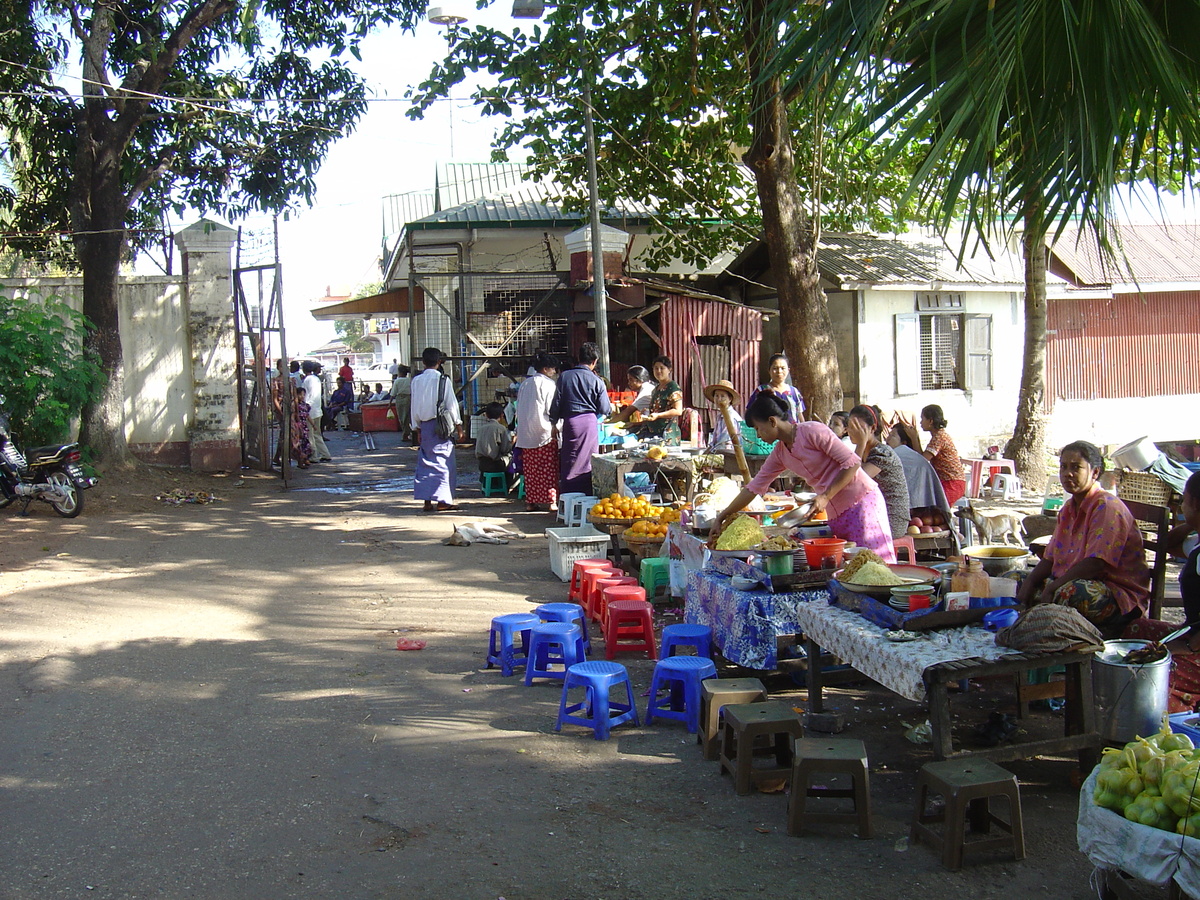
[546,525,611,581]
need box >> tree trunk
[1003,223,1048,492]
[741,0,842,422]
[72,77,133,464]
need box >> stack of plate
[888,594,912,611]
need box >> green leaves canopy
[770,0,1200,245]
[408,1,934,269]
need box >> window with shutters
[894,311,992,394]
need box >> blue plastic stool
[660,623,713,658]
[480,471,508,497]
[640,556,670,597]
[555,661,640,740]
[524,622,586,685]
[645,656,718,733]
[536,602,591,655]
[486,612,540,677]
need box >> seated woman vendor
[630,356,684,444]
[1125,472,1200,712]
[1016,440,1150,637]
[710,393,897,562]
[608,366,653,425]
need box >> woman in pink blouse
[711,393,897,562]
[1016,440,1150,636]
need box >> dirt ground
[0,430,1166,899]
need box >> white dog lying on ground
[443,521,527,546]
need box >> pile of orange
[591,493,661,521]
[626,519,669,540]
[657,507,682,525]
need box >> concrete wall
[856,287,1025,457]
[0,219,241,471]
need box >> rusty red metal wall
[661,296,763,417]
[1046,291,1200,406]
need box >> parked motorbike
[0,394,95,518]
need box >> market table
[961,456,1017,499]
[684,561,826,670]
[591,449,721,504]
[794,601,1101,765]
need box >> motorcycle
[0,394,95,518]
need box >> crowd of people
[279,348,1200,714]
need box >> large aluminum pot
[1112,436,1161,472]
[1093,640,1171,744]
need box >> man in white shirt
[301,361,332,462]
[410,347,461,512]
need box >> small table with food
[794,554,1099,763]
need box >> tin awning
[310,287,424,320]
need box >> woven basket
[622,532,666,566]
[1117,471,1176,507]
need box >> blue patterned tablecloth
[684,560,826,670]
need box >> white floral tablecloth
[792,602,1019,701]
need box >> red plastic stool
[604,594,657,660]
[581,565,621,619]
[892,536,916,564]
[570,559,616,605]
[592,575,639,622]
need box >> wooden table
[795,602,1100,766]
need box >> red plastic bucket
[801,537,846,569]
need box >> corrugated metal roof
[818,232,1026,287]
[411,179,656,228]
[1051,222,1200,286]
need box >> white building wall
[856,287,1025,457]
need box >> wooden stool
[911,758,1025,871]
[718,701,804,795]
[788,737,872,839]
[698,678,767,761]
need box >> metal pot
[1093,640,1172,744]
[1112,436,1161,472]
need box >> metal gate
[233,261,290,480]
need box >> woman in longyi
[710,393,897,562]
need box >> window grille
[919,314,962,390]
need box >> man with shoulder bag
[410,347,461,512]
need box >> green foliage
[334,319,373,353]
[0,293,105,446]
[771,0,1200,249]
[0,0,429,261]
[407,1,936,270]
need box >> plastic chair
[591,575,639,624]
[698,678,768,761]
[911,758,1025,871]
[569,559,615,605]
[639,556,670,597]
[566,495,600,528]
[660,623,712,658]
[788,737,873,839]
[535,602,590,655]
[603,594,657,660]
[581,565,622,620]
[555,661,640,740]
[524,622,586,686]
[486,612,541,677]
[718,701,805,795]
[645,656,718,733]
[893,536,916,564]
[557,492,586,523]
[480,471,508,497]
[990,473,1022,501]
